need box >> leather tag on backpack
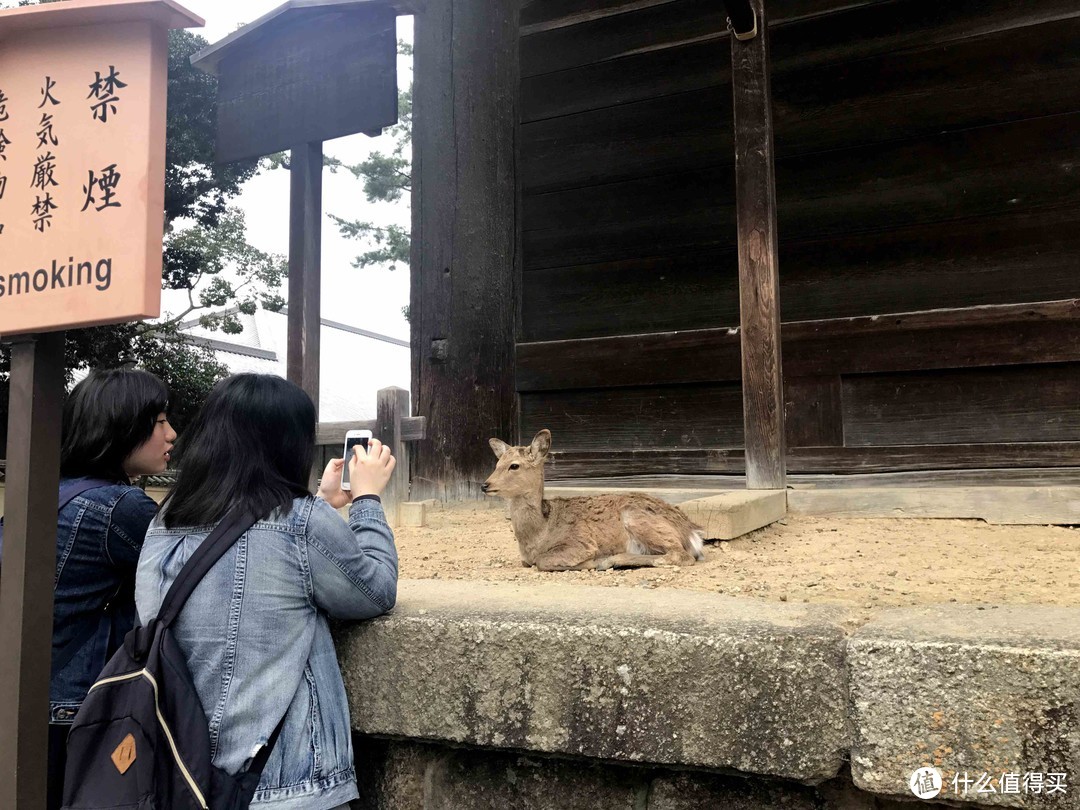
[111,734,137,775]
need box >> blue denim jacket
[51,479,158,724]
[135,495,397,810]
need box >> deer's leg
[596,553,665,570]
[620,511,699,567]
[535,556,600,572]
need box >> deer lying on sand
[482,429,705,571]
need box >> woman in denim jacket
[49,368,177,809]
[136,374,398,810]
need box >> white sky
[168,0,414,342]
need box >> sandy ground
[394,501,1080,624]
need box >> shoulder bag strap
[155,507,259,630]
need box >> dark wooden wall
[515,0,1080,479]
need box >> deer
[482,429,706,571]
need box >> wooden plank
[787,487,1080,525]
[521,210,1080,341]
[315,416,427,447]
[0,333,65,809]
[522,16,1080,191]
[520,0,1080,79]
[785,377,843,447]
[520,0,726,77]
[520,384,745,451]
[520,0,893,35]
[521,35,728,123]
[548,468,1080,489]
[523,112,1080,270]
[410,0,518,501]
[843,365,1080,446]
[214,4,397,163]
[376,387,410,523]
[287,141,323,422]
[517,298,1080,392]
[544,444,1080,478]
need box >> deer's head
[482,429,551,498]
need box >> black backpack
[62,508,284,810]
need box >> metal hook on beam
[723,0,758,40]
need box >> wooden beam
[544,444,1080,478]
[515,299,1080,391]
[731,0,784,489]
[376,387,411,523]
[316,416,427,447]
[287,141,323,420]
[0,333,65,809]
[410,0,518,501]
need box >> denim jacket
[51,479,158,724]
[135,495,397,810]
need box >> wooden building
[410,0,1080,498]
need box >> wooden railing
[314,386,427,522]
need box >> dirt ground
[395,501,1080,624]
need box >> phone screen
[341,436,369,488]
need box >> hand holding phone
[340,430,372,491]
[346,437,396,499]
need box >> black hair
[161,374,315,528]
[60,368,170,482]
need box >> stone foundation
[337,581,1080,809]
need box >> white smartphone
[341,429,373,491]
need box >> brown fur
[483,430,705,571]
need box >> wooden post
[376,386,410,523]
[0,332,66,809]
[731,0,786,490]
[410,0,518,501]
[288,141,323,418]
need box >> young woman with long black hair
[48,368,176,809]
[135,373,398,810]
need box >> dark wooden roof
[190,0,416,75]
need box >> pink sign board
[0,0,203,337]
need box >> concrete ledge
[545,486,720,505]
[337,580,852,783]
[678,490,787,539]
[788,487,1080,525]
[400,501,428,526]
[849,605,1080,806]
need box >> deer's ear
[489,438,510,458]
[529,429,552,459]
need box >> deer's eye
[509,463,520,470]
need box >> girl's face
[123,412,177,478]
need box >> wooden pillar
[410,0,518,501]
[0,332,66,809]
[288,141,323,419]
[376,386,410,523]
[731,0,786,490]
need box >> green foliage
[327,42,413,282]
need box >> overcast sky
[173,0,414,342]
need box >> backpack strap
[156,507,260,630]
[154,506,286,786]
